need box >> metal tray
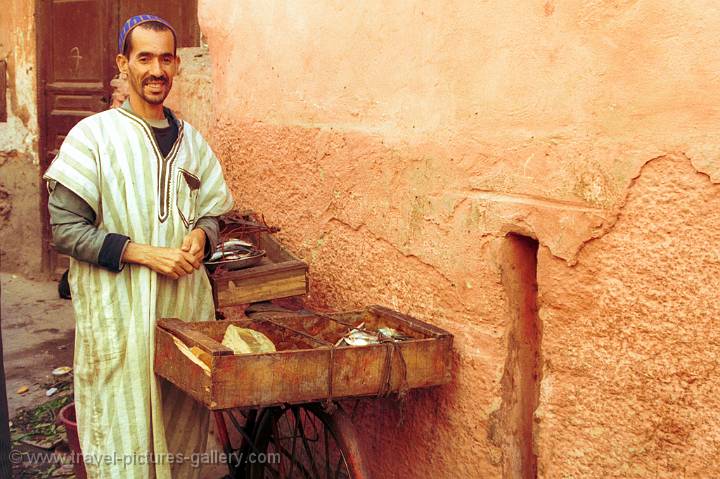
[205,250,266,272]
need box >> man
[43,15,234,478]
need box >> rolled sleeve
[98,233,131,272]
[195,216,220,260]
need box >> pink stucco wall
[538,155,720,477]
[194,1,720,477]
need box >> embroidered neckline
[116,107,184,223]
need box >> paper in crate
[154,306,453,410]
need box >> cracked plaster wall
[0,0,41,276]
[537,155,720,477]
[187,1,720,476]
[164,46,214,138]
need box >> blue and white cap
[118,14,177,54]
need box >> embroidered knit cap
[118,14,177,54]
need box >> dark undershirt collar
[120,100,179,157]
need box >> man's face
[122,27,178,106]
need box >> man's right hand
[121,243,201,279]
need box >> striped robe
[44,107,234,478]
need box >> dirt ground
[1,272,228,478]
[1,273,75,418]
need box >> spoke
[288,409,299,478]
[333,446,343,479]
[251,427,281,479]
[305,408,321,441]
[294,407,322,478]
[271,414,288,478]
[227,409,264,456]
[257,410,283,479]
[255,406,356,479]
[266,439,315,479]
[334,444,349,479]
[324,422,331,479]
[260,461,281,479]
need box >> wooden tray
[154,306,453,410]
[210,231,308,307]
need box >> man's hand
[181,228,207,264]
[122,243,201,279]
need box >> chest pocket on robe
[176,168,201,229]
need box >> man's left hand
[181,228,207,266]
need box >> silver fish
[377,327,410,341]
[335,323,381,347]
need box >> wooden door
[37,0,199,274]
[37,0,118,274]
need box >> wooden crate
[210,232,308,307]
[154,306,453,410]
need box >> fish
[377,327,410,341]
[208,239,260,262]
[223,238,254,249]
[335,324,410,347]
[335,323,380,347]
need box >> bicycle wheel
[213,408,261,478]
[248,403,369,479]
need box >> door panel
[38,0,117,273]
[43,0,114,160]
[50,1,105,81]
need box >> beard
[129,73,172,105]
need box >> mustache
[142,75,168,85]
